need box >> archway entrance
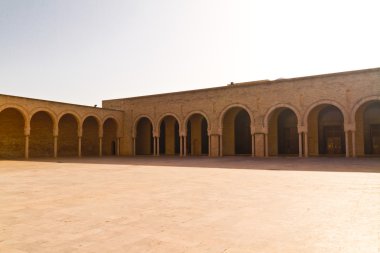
[222,107,251,155]
[103,118,118,156]
[30,111,54,157]
[159,116,180,155]
[318,105,345,155]
[186,114,209,156]
[58,114,78,157]
[0,108,25,158]
[82,116,100,156]
[135,117,153,155]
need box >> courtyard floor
[0,157,379,253]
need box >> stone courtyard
[0,157,379,253]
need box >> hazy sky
[1,0,379,106]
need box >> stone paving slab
[0,157,379,253]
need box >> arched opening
[355,101,380,156]
[30,111,54,157]
[82,116,100,156]
[0,108,25,158]
[58,114,78,157]
[135,117,153,155]
[103,118,118,156]
[267,108,298,156]
[186,114,209,156]
[222,107,251,155]
[307,104,345,156]
[159,115,180,155]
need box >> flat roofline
[103,67,380,102]
[0,94,123,112]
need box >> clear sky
[1,0,379,106]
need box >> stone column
[251,134,255,157]
[78,136,82,157]
[180,136,183,157]
[99,137,103,157]
[157,137,160,156]
[208,135,211,157]
[219,135,223,157]
[304,132,308,158]
[184,135,187,156]
[264,133,269,157]
[25,135,29,159]
[345,131,349,158]
[53,135,58,158]
[153,137,157,156]
[352,131,356,157]
[298,133,303,157]
[116,138,120,156]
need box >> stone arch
[102,117,118,156]
[156,113,182,135]
[184,111,210,156]
[351,95,380,124]
[303,100,348,128]
[29,110,55,157]
[351,96,380,156]
[0,106,27,158]
[30,108,58,133]
[102,115,121,137]
[220,104,253,155]
[0,104,28,125]
[133,114,154,137]
[134,115,154,155]
[219,103,254,131]
[82,115,101,156]
[264,104,301,156]
[264,103,301,128]
[81,114,102,129]
[184,111,211,133]
[57,112,80,157]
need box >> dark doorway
[234,110,251,154]
[318,106,345,155]
[370,124,380,154]
[278,109,298,154]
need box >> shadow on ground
[4,156,380,173]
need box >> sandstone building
[1,67,379,159]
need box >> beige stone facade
[1,67,380,159]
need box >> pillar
[298,132,303,157]
[345,131,349,158]
[153,137,157,156]
[180,136,183,157]
[304,132,308,157]
[53,135,58,158]
[208,135,211,157]
[352,131,356,157]
[264,133,269,157]
[116,138,120,156]
[183,135,187,156]
[78,136,82,157]
[25,135,29,159]
[99,137,103,157]
[219,135,223,157]
[251,134,255,157]
[133,137,136,156]
[157,137,160,156]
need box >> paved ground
[0,157,379,253]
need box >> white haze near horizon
[0,0,379,106]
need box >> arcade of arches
[1,67,380,159]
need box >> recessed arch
[306,103,346,156]
[221,105,252,155]
[29,108,57,127]
[82,116,100,156]
[184,111,210,133]
[133,114,154,137]
[0,104,28,124]
[102,117,118,156]
[58,113,79,157]
[29,111,54,157]
[157,113,182,134]
[135,116,154,155]
[158,114,180,155]
[303,100,348,128]
[219,103,254,131]
[81,113,102,129]
[352,96,380,156]
[264,103,301,128]
[57,110,81,127]
[0,107,26,158]
[265,106,300,156]
[185,112,209,156]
